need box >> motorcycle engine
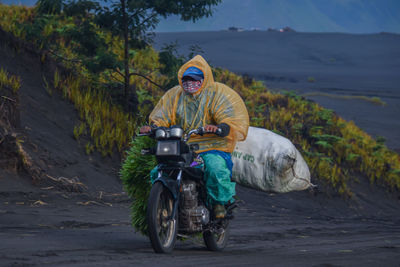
[179,181,210,233]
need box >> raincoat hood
[178,55,214,95]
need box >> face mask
[182,79,203,93]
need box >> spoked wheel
[147,182,177,253]
[203,221,230,251]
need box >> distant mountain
[155,0,400,33]
[1,0,399,33]
[0,0,36,6]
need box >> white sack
[232,126,311,193]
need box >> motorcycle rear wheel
[203,222,230,251]
[147,182,177,253]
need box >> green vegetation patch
[0,67,21,93]
[302,92,386,106]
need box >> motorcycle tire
[203,222,230,251]
[147,182,177,253]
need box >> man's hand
[139,125,151,134]
[204,124,219,133]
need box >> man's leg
[201,153,236,218]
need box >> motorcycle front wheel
[147,182,177,253]
[203,222,230,251]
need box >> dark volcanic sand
[0,32,399,266]
[154,31,400,151]
[1,175,399,266]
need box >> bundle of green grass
[120,136,156,235]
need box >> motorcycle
[140,126,237,253]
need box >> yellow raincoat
[149,55,249,153]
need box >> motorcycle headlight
[156,140,179,156]
[170,127,183,138]
[155,129,166,139]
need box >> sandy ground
[154,31,400,151]
[0,31,399,266]
[0,175,399,266]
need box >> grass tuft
[0,67,21,93]
[307,76,316,83]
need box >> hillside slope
[0,32,122,193]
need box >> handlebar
[137,125,158,137]
[187,127,222,139]
[138,126,222,140]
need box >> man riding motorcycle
[140,55,249,218]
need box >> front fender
[153,178,179,200]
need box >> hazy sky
[1,0,399,33]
